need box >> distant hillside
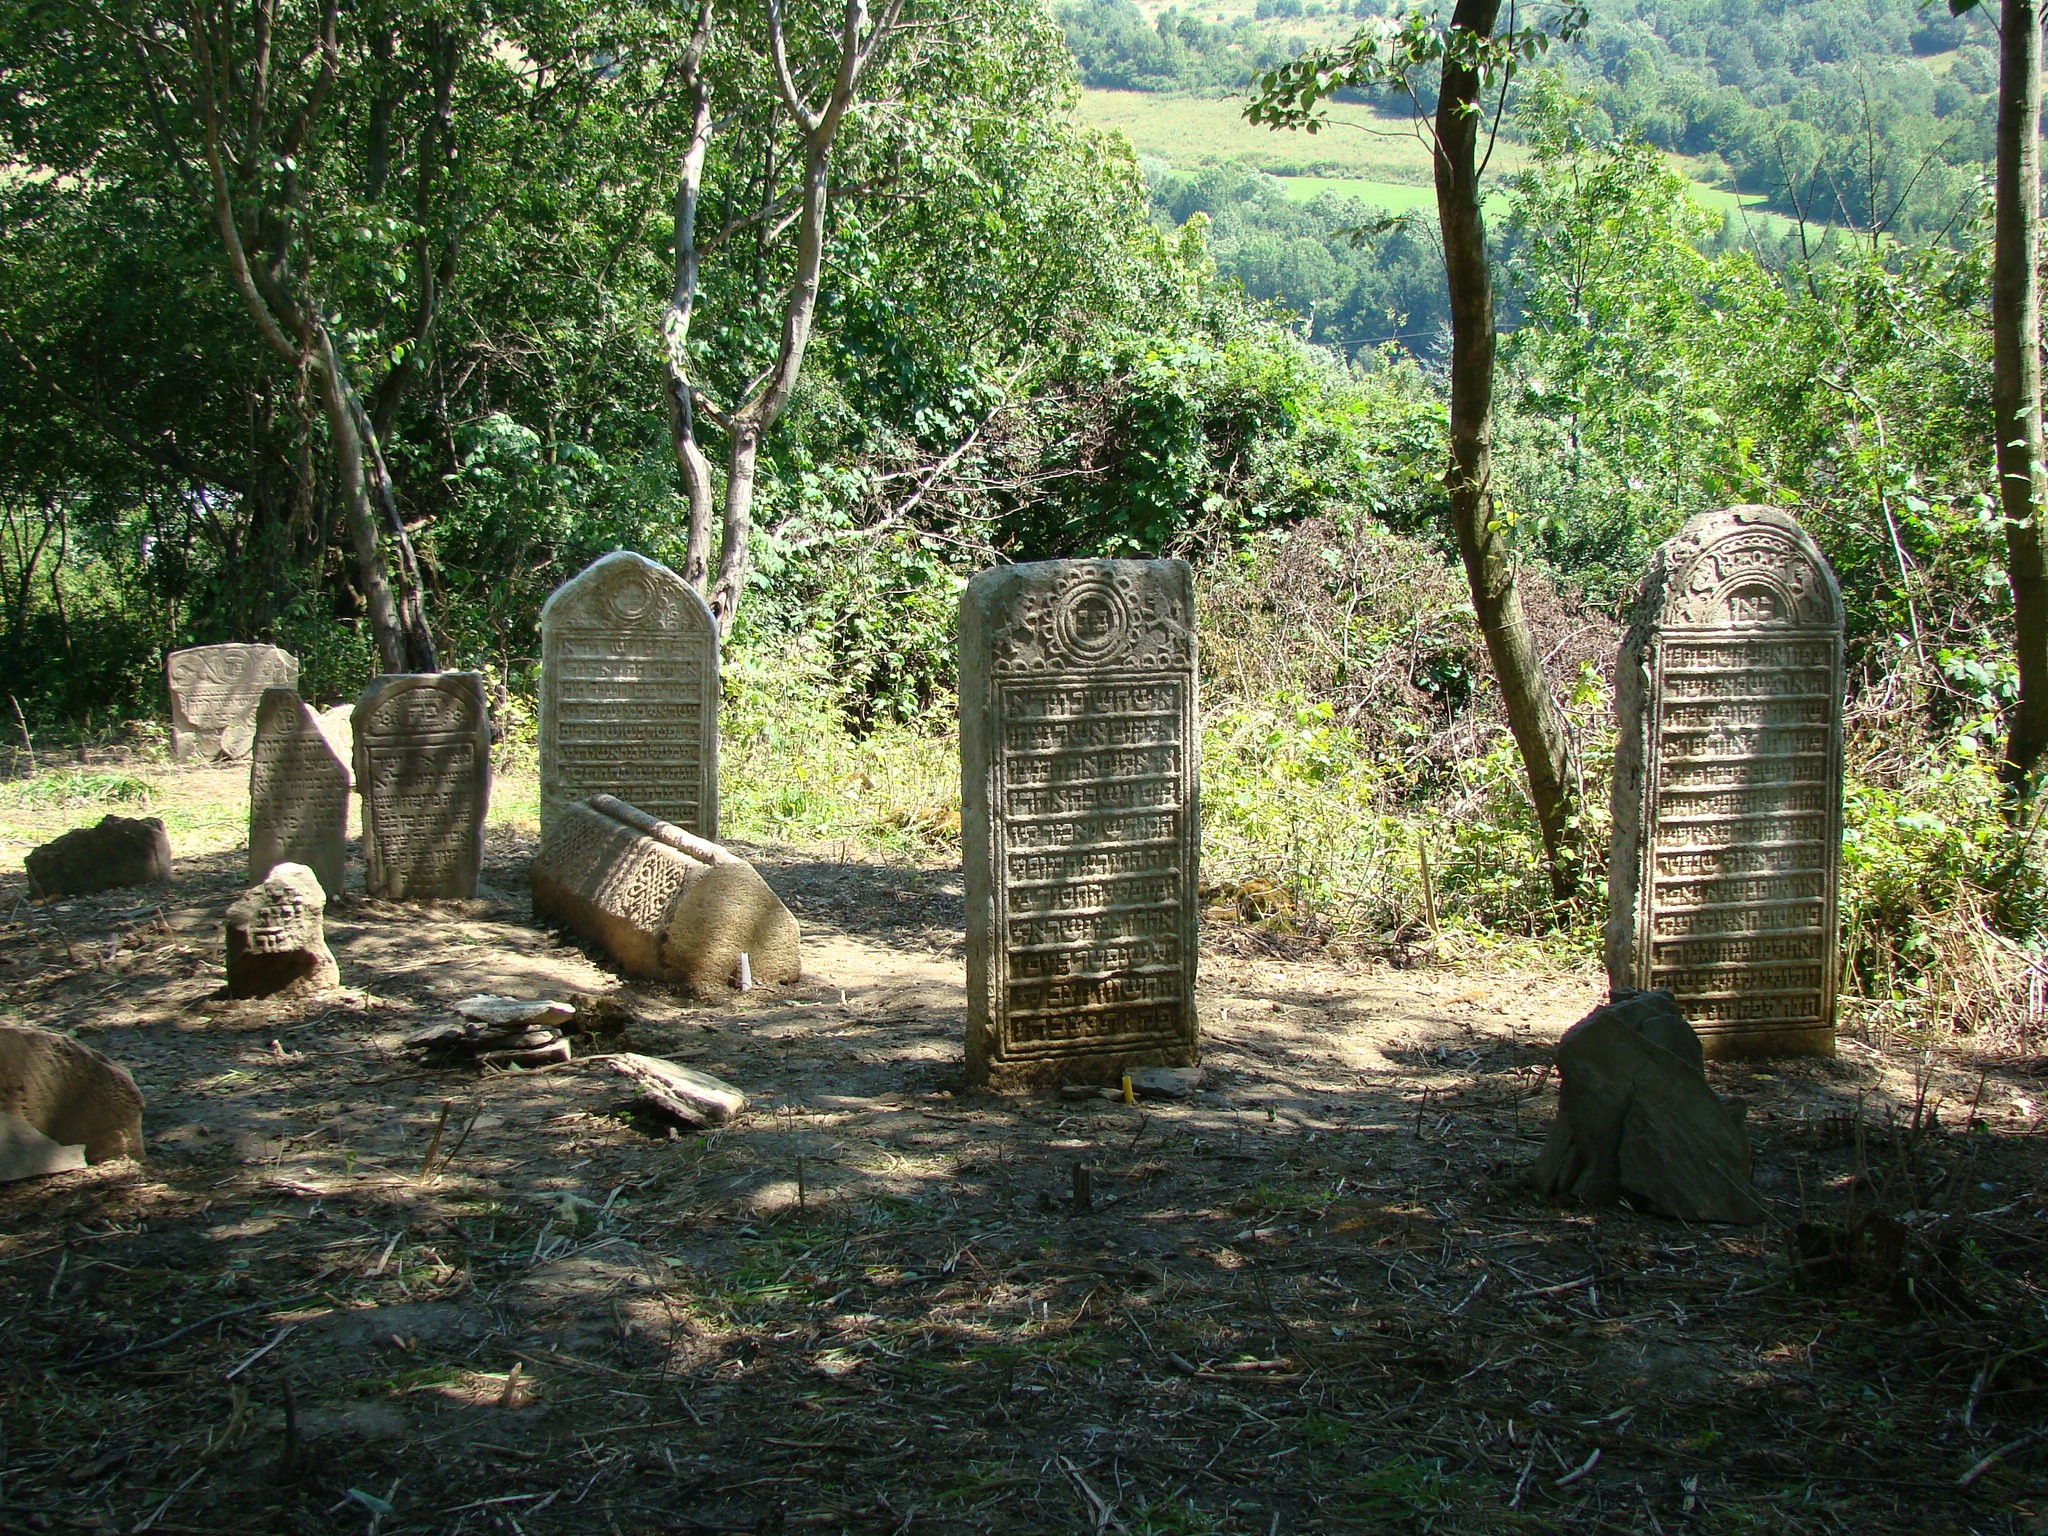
[1059,0,1994,236]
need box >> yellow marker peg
[1122,1074,1135,1104]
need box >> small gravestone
[166,644,299,761]
[0,1023,144,1165]
[1607,505,1844,1059]
[353,673,492,900]
[249,688,352,899]
[1532,990,1763,1224]
[960,559,1200,1090]
[25,815,172,899]
[539,552,719,841]
[530,794,799,993]
[224,863,340,998]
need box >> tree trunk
[314,337,408,674]
[1996,0,2048,801]
[1434,0,1584,900]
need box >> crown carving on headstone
[991,563,1193,674]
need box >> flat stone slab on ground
[0,1112,87,1183]
[25,814,172,899]
[597,1052,745,1129]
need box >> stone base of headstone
[530,795,799,995]
[25,815,173,899]
[0,1024,144,1164]
[1531,990,1763,1224]
[224,863,340,999]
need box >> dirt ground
[3,762,2047,1535]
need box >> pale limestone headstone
[1607,505,1844,1059]
[530,794,798,994]
[353,672,492,900]
[249,688,351,899]
[0,1023,143,1165]
[960,559,1199,1090]
[224,862,340,998]
[539,552,719,841]
[166,644,298,761]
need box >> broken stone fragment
[597,1053,745,1129]
[1531,990,1764,1225]
[0,1112,87,1183]
[224,863,340,999]
[25,815,173,899]
[1129,1066,1203,1102]
[479,1038,573,1069]
[0,1024,144,1166]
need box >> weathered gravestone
[1607,505,1845,1059]
[224,862,340,999]
[249,688,352,899]
[166,644,299,761]
[530,794,799,994]
[0,1023,144,1166]
[26,815,172,898]
[353,673,492,900]
[539,552,719,841]
[960,559,1199,1090]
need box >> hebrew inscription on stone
[1607,505,1844,1058]
[248,687,352,899]
[353,672,492,900]
[961,559,1199,1089]
[538,551,719,841]
[166,644,299,761]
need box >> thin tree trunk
[315,336,408,674]
[664,13,719,591]
[1434,0,1584,900]
[1996,0,2048,801]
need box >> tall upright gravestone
[353,673,492,900]
[1608,506,1845,1058]
[961,560,1199,1090]
[539,552,719,841]
[248,688,352,900]
[166,644,299,761]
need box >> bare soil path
[2,763,2045,1534]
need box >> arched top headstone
[1652,504,1841,632]
[353,672,491,900]
[538,552,719,841]
[1607,506,1845,1059]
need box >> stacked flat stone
[959,559,1200,1090]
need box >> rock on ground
[224,862,340,999]
[0,1024,144,1165]
[1531,989,1764,1225]
[597,1053,745,1129]
[25,815,172,899]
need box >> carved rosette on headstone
[539,552,719,841]
[960,559,1200,1090]
[249,688,352,899]
[166,644,299,761]
[1607,506,1845,1059]
[353,673,492,900]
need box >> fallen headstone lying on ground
[224,863,340,999]
[25,815,172,899]
[1532,989,1764,1225]
[597,1053,745,1129]
[407,994,577,1067]
[0,1024,143,1179]
[530,794,799,994]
